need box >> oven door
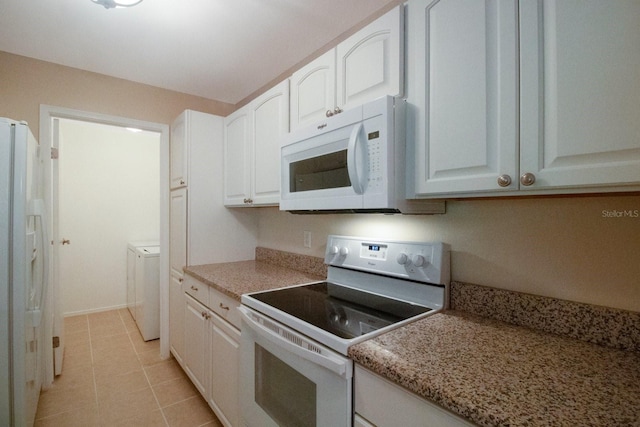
[239,306,353,427]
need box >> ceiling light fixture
[91,0,143,9]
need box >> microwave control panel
[364,114,386,192]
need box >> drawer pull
[219,303,229,311]
[191,285,198,291]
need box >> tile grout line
[86,314,101,425]
[119,309,171,427]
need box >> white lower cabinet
[355,365,474,427]
[208,312,240,427]
[183,293,209,396]
[179,276,240,427]
[169,271,184,365]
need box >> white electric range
[239,235,450,427]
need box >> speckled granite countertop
[349,310,640,427]
[183,259,324,301]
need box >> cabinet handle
[520,172,536,186]
[201,311,210,319]
[497,174,512,187]
[191,285,198,291]
[243,198,253,204]
[180,180,185,185]
[179,277,183,283]
[219,303,229,311]
[326,110,334,117]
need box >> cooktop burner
[249,282,432,339]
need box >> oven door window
[255,343,316,427]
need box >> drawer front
[183,275,209,307]
[209,287,240,329]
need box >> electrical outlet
[303,231,312,248]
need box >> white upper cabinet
[252,80,290,205]
[170,113,188,189]
[519,0,640,190]
[409,0,640,197]
[224,79,289,206]
[223,107,251,206]
[290,5,404,130]
[290,50,336,131]
[406,0,518,195]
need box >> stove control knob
[330,245,340,256]
[339,246,349,256]
[397,252,409,265]
[412,254,427,267]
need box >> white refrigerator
[1,118,49,426]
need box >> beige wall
[257,193,640,312]
[0,51,234,138]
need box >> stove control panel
[324,235,450,285]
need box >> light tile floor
[35,308,222,427]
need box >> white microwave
[280,96,445,214]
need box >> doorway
[39,106,170,386]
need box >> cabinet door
[290,49,336,130]
[169,271,184,364]
[520,0,640,190]
[184,294,208,396]
[208,314,241,427]
[170,111,188,189]
[336,5,404,112]
[251,80,289,206]
[407,0,518,195]
[223,107,252,206]
[169,188,187,277]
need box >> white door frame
[39,105,171,379]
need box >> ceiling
[0,0,398,105]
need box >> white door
[183,294,208,396]
[407,0,518,195]
[169,188,187,276]
[208,314,240,427]
[251,80,289,206]
[170,112,188,189]
[290,49,337,131]
[223,108,252,206]
[336,5,404,112]
[519,0,640,189]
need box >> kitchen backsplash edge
[255,247,328,278]
[451,281,640,352]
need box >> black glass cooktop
[249,282,431,339]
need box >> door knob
[61,238,71,245]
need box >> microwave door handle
[346,123,367,194]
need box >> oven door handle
[239,307,351,378]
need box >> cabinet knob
[520,172,536,186]
[497,174,512,187]
[326,110,334,117]
[219,303,229,311]
[180,180,185,185]
[179,277,183,283]
[191,285,198,291]
[333,107,343,115]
